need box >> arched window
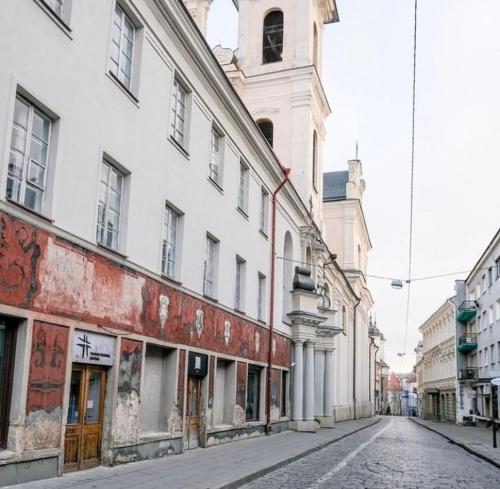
[263,10,284,64]
[312,130,318,192]
[282,232,293,322]
[313,23,319,66]
[257,119,274,147]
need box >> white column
[324,349,334,417]
[293,340,304,420]
[304,341,315,421]
[314,349,325,416]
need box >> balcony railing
[456,300,478,323]
[457,333,478,352]
[458,367,478,381]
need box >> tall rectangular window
[203,235,218,298]
[209,126,223,186]
[161,205,180,278]
[7,96,52,213]
[246,365,261,421]
[170,79,188,147]
[235,256,246,312]
[96,160,124,251]
[496,300,500,322]
[0,318,16,448]
[260,188,269,234]
[45,0,64,16]
[238,161,249,213]
[110,4,135,90]
[489,306,494,326]
[488,267,493,287]
[257,272,266,322]
[496,257,500,280]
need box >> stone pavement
[244,416,500,489]
[410,417,500,468]
[5,417,380,489]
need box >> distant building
[418,299,458,422]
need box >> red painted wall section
[0,211,291,367]
[27,321,68,414]
[0,214,44,309]
[24,321,69,450]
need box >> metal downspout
[266,168,291,434]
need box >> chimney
[183,0,213,36]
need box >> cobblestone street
[244,417,500,489]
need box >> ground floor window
[140,345,176,434]
[214,359,236,426]
[0,318,16,448]
[246,365,262,421]
[281,370,288,417]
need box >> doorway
[64,365,106,472]
[186,376,201,449]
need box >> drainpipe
[352,297,361,420]
[266,168,291,435]
[369,337,379,415]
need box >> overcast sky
[207,0,500,372]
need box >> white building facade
[459,229,500,421]
[419,300,458,422]
[0,0,374,485]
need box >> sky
[206,0,500,372]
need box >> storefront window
[246,365,261,421]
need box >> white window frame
[260,187,269,234]
[170,77,190,149]
[161,204,182,279]
[235,256,246,312]
[257,272,266,322]
[96,159,125,251]
[237,160,249,214]
[110,3,136,91]
[208,125,224,187]
[203,234,219,298]
[7,95,52,214]
[38,0,73,26]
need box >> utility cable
[401,0,419,362]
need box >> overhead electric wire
[401,0,419,365]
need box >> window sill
[106,72,140,107]
[257,319,267,326]
[6,198,54,223]
[208,177,223,194]
[203,294,219,303]
[259,229,269,240]
[161,274,183,287]
[97,242,128,260]
[168,136,190,159]
[34,0,73,39]
[236,206,248,220]
[235,308,246,315]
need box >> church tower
[214,0,339,222]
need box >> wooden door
[64,365,106,472]
[186,376,201,449]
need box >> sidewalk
[410,417,500,468]
[6,417,380,489]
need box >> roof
[323,171,348,202]
[465,227,500,284]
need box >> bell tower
[216,0,338,222]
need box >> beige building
[418,299,458,422]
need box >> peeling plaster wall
[270,368,281,422]
[235,362,247,427]
[114,339,142,446]
[0,212,291,367]
[24,321,68,451]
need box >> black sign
[188,352,208,377]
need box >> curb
[218,417,382,489]
[409,418,500,470]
